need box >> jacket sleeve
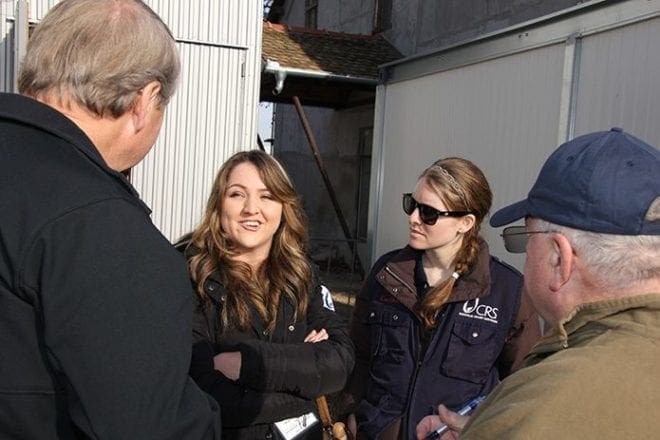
[190,333,313,426]
[189,294,287,426]
[496,282,543,377]
[21,199,221,440]
[336,264,381,417]
[236,279,355,400]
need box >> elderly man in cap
[416,128,659,439]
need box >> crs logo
[461,298,499,322]
[320,285,335,311]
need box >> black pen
[425,395,486,439]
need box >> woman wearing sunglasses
[342,157,540,440]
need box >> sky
[258,102,274,153]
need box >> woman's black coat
[189,266,355,440]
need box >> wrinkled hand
[304,328,328,343]
[416,404,469,440]
[213,351,241,381]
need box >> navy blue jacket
[346,242,540,439]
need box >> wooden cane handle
[315,395,332,427]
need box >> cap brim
[489,199,529,227]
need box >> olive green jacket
[462,293,660,439]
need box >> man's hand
[416,404,469,440]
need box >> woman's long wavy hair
[415,157,492,328]
[188,150,312,333]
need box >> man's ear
[132,81,162,131]
[549,233,574,292]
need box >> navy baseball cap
[490,128,660,235]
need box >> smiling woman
[180,150,355,440]
[220,161,284,265]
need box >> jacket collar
[376,238,492,311]
[528,293,660,359]
[202,265,277,339]
[0,93,147,209]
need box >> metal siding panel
[574,16,660,147]
[2,0,59,92]
[136,1,262,241]
[242,0,262,150]
[147,0,260,48]
[143,0,262,158]
[370,2,660,270]
[131,43,251,241]
[1,2,14,92]
[21,0,60,20]
[374,44,565,268]
[383,0,660,83]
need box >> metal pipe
[13,0,29,92]
[557,32,579,145]
[263,59,378,95]
[292,96,364,277]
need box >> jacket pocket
[355,393,394,439]
[442,321,500,383]
[366,307,409,363]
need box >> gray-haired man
[417,128,659,439]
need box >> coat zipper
[401,309,449,439]
[384,266,416,295]
[382,264,420,438]
[399,323,423,439]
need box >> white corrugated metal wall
[133,0,262,242]
[371,45,564,270]
[0,0,262,242]
[370,0,660,269]
[1,2,10,92]
[574,16,660,144]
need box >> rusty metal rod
[292,96,364,278]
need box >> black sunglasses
[402,193,472,226]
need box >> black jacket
[346,242,540,439]
[187,256,355,440]
[0,93,220,439]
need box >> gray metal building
[369,0,660,269]
[1,0,262,242]
[267,0,589,276]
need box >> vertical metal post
[557,32,582,144]
[13,0,29,92]
[292,96,364,277]
[256,133,266,151]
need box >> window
[374,0,392,33]
[305,0,318,29]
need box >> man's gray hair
[538,219,660,289]
[18,0,180,117]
